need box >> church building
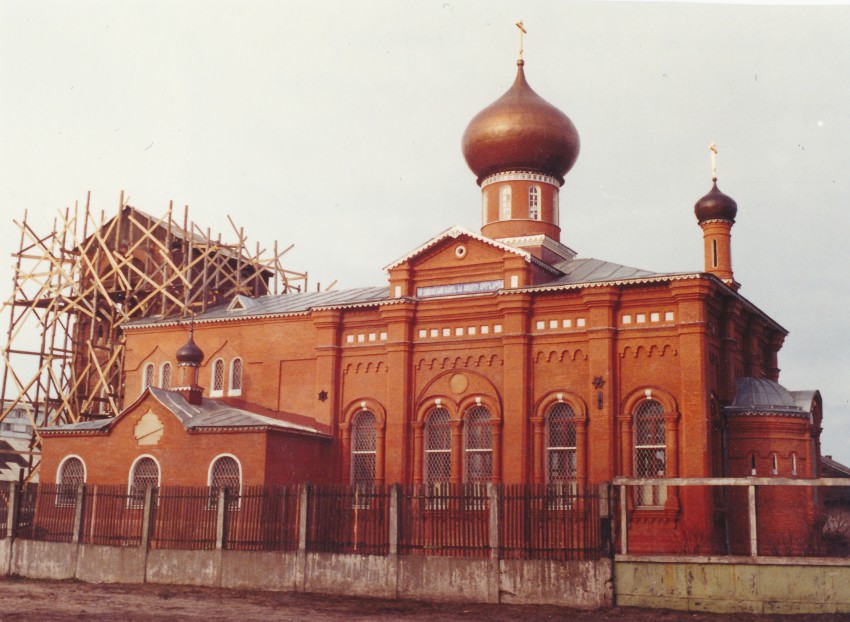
[39,52,823,553]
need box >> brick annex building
[40,55,824,553]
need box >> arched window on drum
[634,399,667,507]
[528,185,540,220]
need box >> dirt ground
[0,578,848,622]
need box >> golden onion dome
[462,60,580,185]
[695,180,738,224]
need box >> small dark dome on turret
[695,180,738,224]
[176,333,204,366]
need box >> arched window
[229,358,243,395]
[57,456,85,506]
[160,362,172,390]
[129,456,160,509]
[553,190,559,227]
[634,399,666,507]
[546,403,577,483]
[499,186,511,220]
[211,358,225,395]
[351,411,376,487]
[464,406,492,483]
[425,408,451,485]
[528,185,540,220]
[482,192,489,224]
[209,455,241,508]
[142,363,155,393]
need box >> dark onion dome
[176,333,204,366]
[695,180,738,223]
[462,60,580,185]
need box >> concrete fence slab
[145,549,218,587]
[220,550,298,591]
[10,540,76,580]
[76,544,146,584]
[305,552,396,599]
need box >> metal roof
[40,387,330,437]
[547,257,660,284]
[125,286,390,328]
[726,377,807,416]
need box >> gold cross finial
[709,142,718,181]
[516,21,527,60]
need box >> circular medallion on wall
[454,245,467,259]
[450,373,468,394]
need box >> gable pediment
[386,226,531,294]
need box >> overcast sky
[1,1,849,463]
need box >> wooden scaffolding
[0,192,309,479]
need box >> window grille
[211,359,224,393]
[425,408,452,484]
[634,399,666,507]
[160,362,171,390]
[499,186,511,220]
[546,403,577,483]
[464,406,492,483]
[129,457,159,509]
[229,358,243,393]
[351,411,376,487]
[209,456,241,509]
[528,185,540,220]
[57,457,85,507]
[142,363,155,393]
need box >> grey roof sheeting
[726,377,808,416]
[41,387,329,437]
[547,257,660,285]
[125,286,390,328]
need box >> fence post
[72,484,85,544]
[487,483,500,604]
[748,483,758,557]
[619,484,628,555]
[598,482,612,557]
[215,488,227,550]
[295,484,309,592]
[388,484,398,556]
[388,484,399,598]
[140,487,154,549]
[6,481,18,540]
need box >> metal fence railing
[224,485,300,551]
[307,485,390,555]
[150,486,218,550]
[0,481,11,540]
[500,483,605,561]
[398,483,491,558]
[81,485,144,547]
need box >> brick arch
[534,390,588,421]
[340,398,387,427]
[413,395,458,424]
[457,394,502,423]
[620,386,679,417]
